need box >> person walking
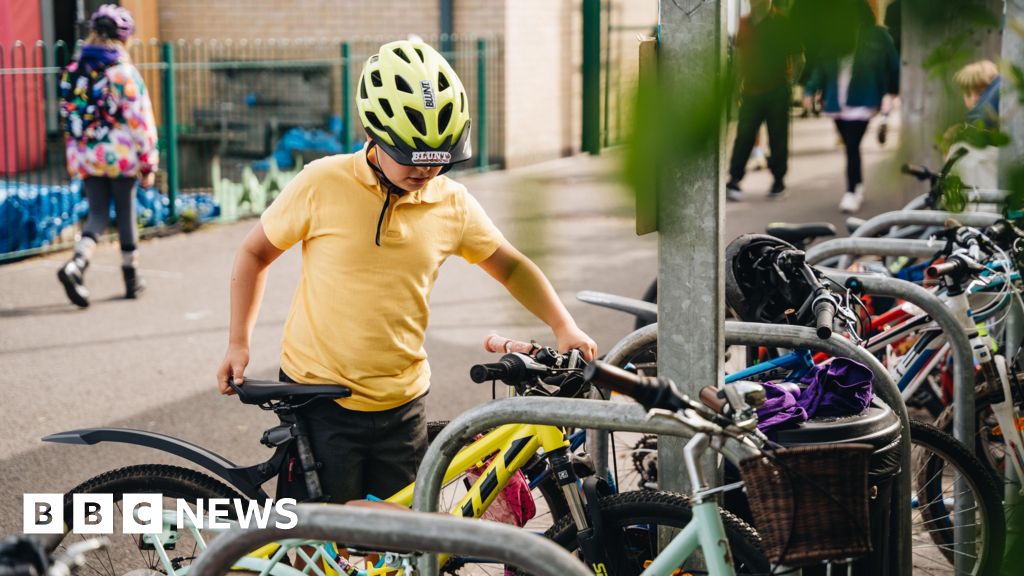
[216,40,597,505]
[726,0,803,202]
[57,4,159,307]
[803,0,899,213]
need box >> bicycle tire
[545,490,769,576]
[56,464,245,576]
[909,420,1005,575]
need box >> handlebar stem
[684,433,712,502]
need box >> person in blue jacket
[803,0,899,213]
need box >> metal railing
[0,35,503,262]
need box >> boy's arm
[217,222,284,394]
[477,242,598,360]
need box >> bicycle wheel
[55,464,245,576]
[545,490,769,576]
[909,420,1005,575]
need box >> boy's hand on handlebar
[217,345,250,395]
[554,324,597,361]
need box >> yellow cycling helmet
[357,40,472,166]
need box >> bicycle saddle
[232,379,352,405]
[765,222,836,248]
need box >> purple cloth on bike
[796,357,874,417]
[756,382,808,431]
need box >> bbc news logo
[23,494,298,534]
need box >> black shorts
[275,370,428,504]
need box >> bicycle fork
[548,447,612,575]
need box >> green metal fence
[0,34,503,263]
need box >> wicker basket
[738,443,874,566]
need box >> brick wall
[157,0,441,41]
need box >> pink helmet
[90,4,135,42]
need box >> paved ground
[0,112,908,535]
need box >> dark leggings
[835,119,870,192]
[82,176,138,252]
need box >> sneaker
[726,181,742,202]
[768,180,787,200]
[839,185,864,213]
[57,256,90,308]
[122,266,146,299]
[750,147,768,171]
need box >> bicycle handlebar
[483,334,536,355]
[926,259,966,279]
[813,297,836,340]
[582,361,686,412]
[901,163,936,182]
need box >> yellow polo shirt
[260,148,505,411]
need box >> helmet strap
[366,141,405,247]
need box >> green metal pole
[161,41,179,222]
[602,0,612,148]
[581,0,601,155]
[341,42,352,153]
[476,38,487,171]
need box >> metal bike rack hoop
[411,395,760,574]
[901,189,1008,210]
[805,237,938,266]
[838,210,1001,268]
[190,504,591,576]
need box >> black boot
[122,265,146,299]
[57,255,90,308]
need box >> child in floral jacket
[58,4,158,306]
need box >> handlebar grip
[813,300,835,340]
[926,260,962,279]
[470,362,509,383]
[583,361,685,412]
[483,334,535,354]
[698,386,727,413]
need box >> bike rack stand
[411,395,762,574]
[189,504,591,576]
[837,209,1001,268]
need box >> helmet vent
[460,94,465,112]
[404,106,427,135]
[437,102,453,133]
[393,47,412,63]
[414,48,425,62]
[378,98,394,118]
[365,111,385,132]
[359,77,367,99]
[370,70,383,88]
[395,75,414,94]
[438,72,450,92]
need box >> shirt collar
[352,143,444,205]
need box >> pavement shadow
[0,295,127,318]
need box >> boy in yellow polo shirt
[216,40,597,504]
